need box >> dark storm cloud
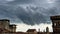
[0,0,60,25]
[7,0,34,5]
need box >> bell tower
[50,16,60,34]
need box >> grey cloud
[7,0,33,5]
[0,0,14,4]
[9,6,59,24]
[0,0,60,25]
[14,6,58,25]
[0,4,59,25]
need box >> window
[58,22,60,26]
[54,23,56,26]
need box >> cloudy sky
[0,0,60,32]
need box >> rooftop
[27,29,36,32]
[50,15,60,20]
[0,19,10,22]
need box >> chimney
[46,27,49,32]
[38,29,40,32]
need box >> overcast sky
[0,0,60,32]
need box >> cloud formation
[0,0,60,25]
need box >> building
[9,24,16,32]
[1,15,60,34]
[38,27,51,34]
[0,19,52,34]
[0,19,16,33]
[50,15,60,34]
[0,19,10,29]
[27,29,37,34]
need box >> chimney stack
[46,27,49,32]
[38,29,40,32]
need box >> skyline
[0,0,60,32]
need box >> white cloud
[6,0,14,1]
[13,23,53,32]
[0,0,14,4]
[47,0,55,3]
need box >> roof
[27,29,36,32]
[9,24,16,27]
[0,19,10,22]
[50,15,60,20]
[9,24,16,26]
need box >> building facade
[50,16,60,34]
[0,19,16,33]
